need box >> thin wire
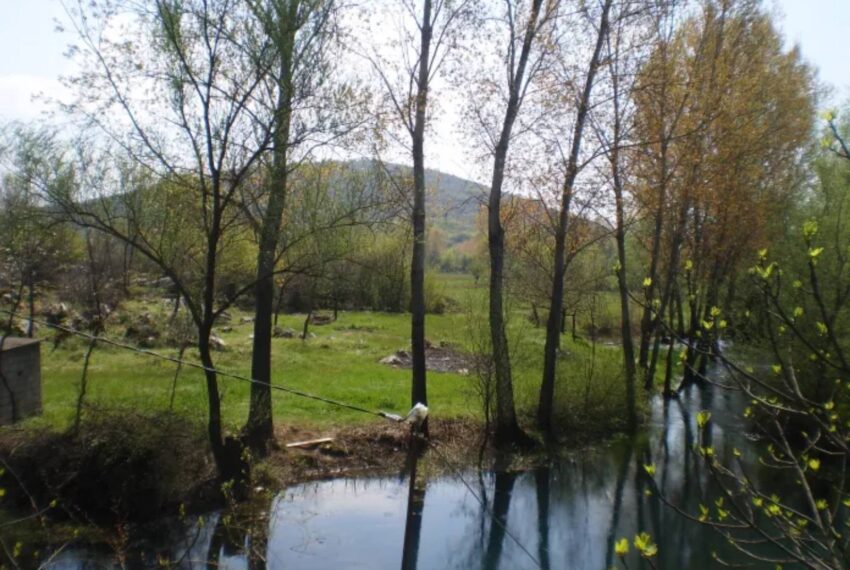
[422,437,544,569]
[0,309,387,420]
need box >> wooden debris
[286,437,334,449]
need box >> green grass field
[12,274,638,436]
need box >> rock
[219,311,232,323]
[309,313,334,326]
[458,368,470,376]
[273,327,296,339]
[209,334,227,351]
[44,303,70,325]
[396,350,409,359]
[240,316,255,324]
[380,354,404,366]
[219,326,233,333]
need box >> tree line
[0,0,816,482]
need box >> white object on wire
[404,402,429,427]
[378,403,429,427]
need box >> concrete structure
[0,337,42,425]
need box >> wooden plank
[285,437,334,449]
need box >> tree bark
[538,0,612,434]
[245,0,299,453]
[613,160,637,430]
[486,0,545,446]
[410,0,433,430]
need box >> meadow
[20,274,636,437]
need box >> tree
[630,0,813,393]
[55,0,276,482]
[243,0,347,453]
[0,127,78,338]
[465,0,558,445]
[537,0,614,435]
[643,117,850,568]
[365,0,474,433]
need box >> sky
[0,0,847,182]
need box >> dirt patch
[379,342,474,374]
[263,418,485,483]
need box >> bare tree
[54,0,276,482]
[364,0,474,433]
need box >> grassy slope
[16,274,637,436]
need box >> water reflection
[44,381,784,569]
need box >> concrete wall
[0,338,42,425]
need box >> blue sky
[0,0,846,179]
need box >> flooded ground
[40,369,784,569]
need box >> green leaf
[615,538,629,557]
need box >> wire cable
[0,308,387,420]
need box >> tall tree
[56,0,275,481]
[366,0,473,429]
[537,0,613,435]
[243,0,342,453]
[472,0,556,445]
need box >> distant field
[12,273,637,436]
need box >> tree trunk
[482,471,517,570]
[538,0,612,434]
[245,1,298,453]
[401,435,426,570]
[410,0,432,431]
[535,467,551,570]
[486,0,545,446]
[27,272,35,339]
[614,176,637,430]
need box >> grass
[10,273,640,437]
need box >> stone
[380,354,404,366]
[273,327,296,339]
[209,334,227,351]
[240,316,255,324]
[310,313,334,326]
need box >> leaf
[643,464,656,476]
[615,538,629,557]
[808,458,821,472]
[809,247,824,259]
[802,220,819,240]
[697,410,712,428]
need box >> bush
[0,410,213,523]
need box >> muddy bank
[0,413,488,528]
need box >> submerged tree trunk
[410,0,433,432]
[538,0,612,434]
[401,435,426,570]
[482,470,518,570]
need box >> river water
[42,375,782,569]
